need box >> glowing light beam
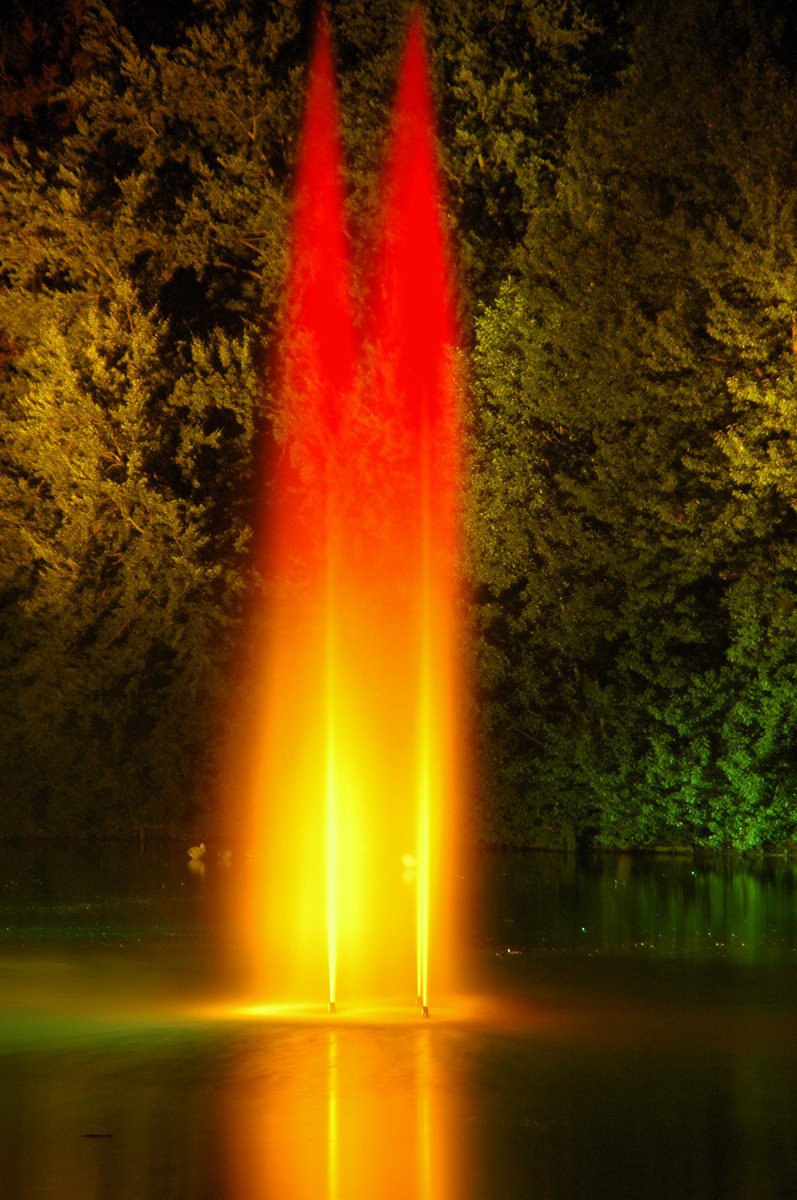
[369,12,461,1015]
[228,9,464,1017]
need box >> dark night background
[0,0,795,851]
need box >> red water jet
[364,11,462,1011]
[231,12,356,1004]
[230,10,464,1012]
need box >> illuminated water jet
[228,10,463,1016]
[368,12,461,1016]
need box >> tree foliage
[1,0,795,848]
[471,0,797,848]
[0,0,295,832]
[0,0,597,835]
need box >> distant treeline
[1,0,795,849]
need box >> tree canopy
[1,0,796,849]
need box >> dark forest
[1,0,796,850]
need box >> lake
[1,843,795,1199]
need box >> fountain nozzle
[422,1005,430,1018]
[328,1001,336,1014]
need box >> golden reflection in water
[327,1031,338,1200]
[222,1023,465,1200]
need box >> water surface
[1,844,795,1199]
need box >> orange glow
[369,15,462,1012]
[221,1024,466,1200]
[223,11,465,1014]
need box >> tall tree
[1,0,602,836]
[471,0,797,848]
[0,0,298,832]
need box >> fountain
[226,10,465,1016]
[5,14,797,1200]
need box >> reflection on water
[0,1010,468,1200]
[480,850,797,962]
[1,845,797,1199]
[222,1022,464,1200]
[0,1022,219,1200]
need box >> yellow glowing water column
[226,11,464,1013]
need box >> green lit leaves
[468,0,797,849]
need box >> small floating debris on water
[82,1133,113,1139]
[187,842,206,877]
